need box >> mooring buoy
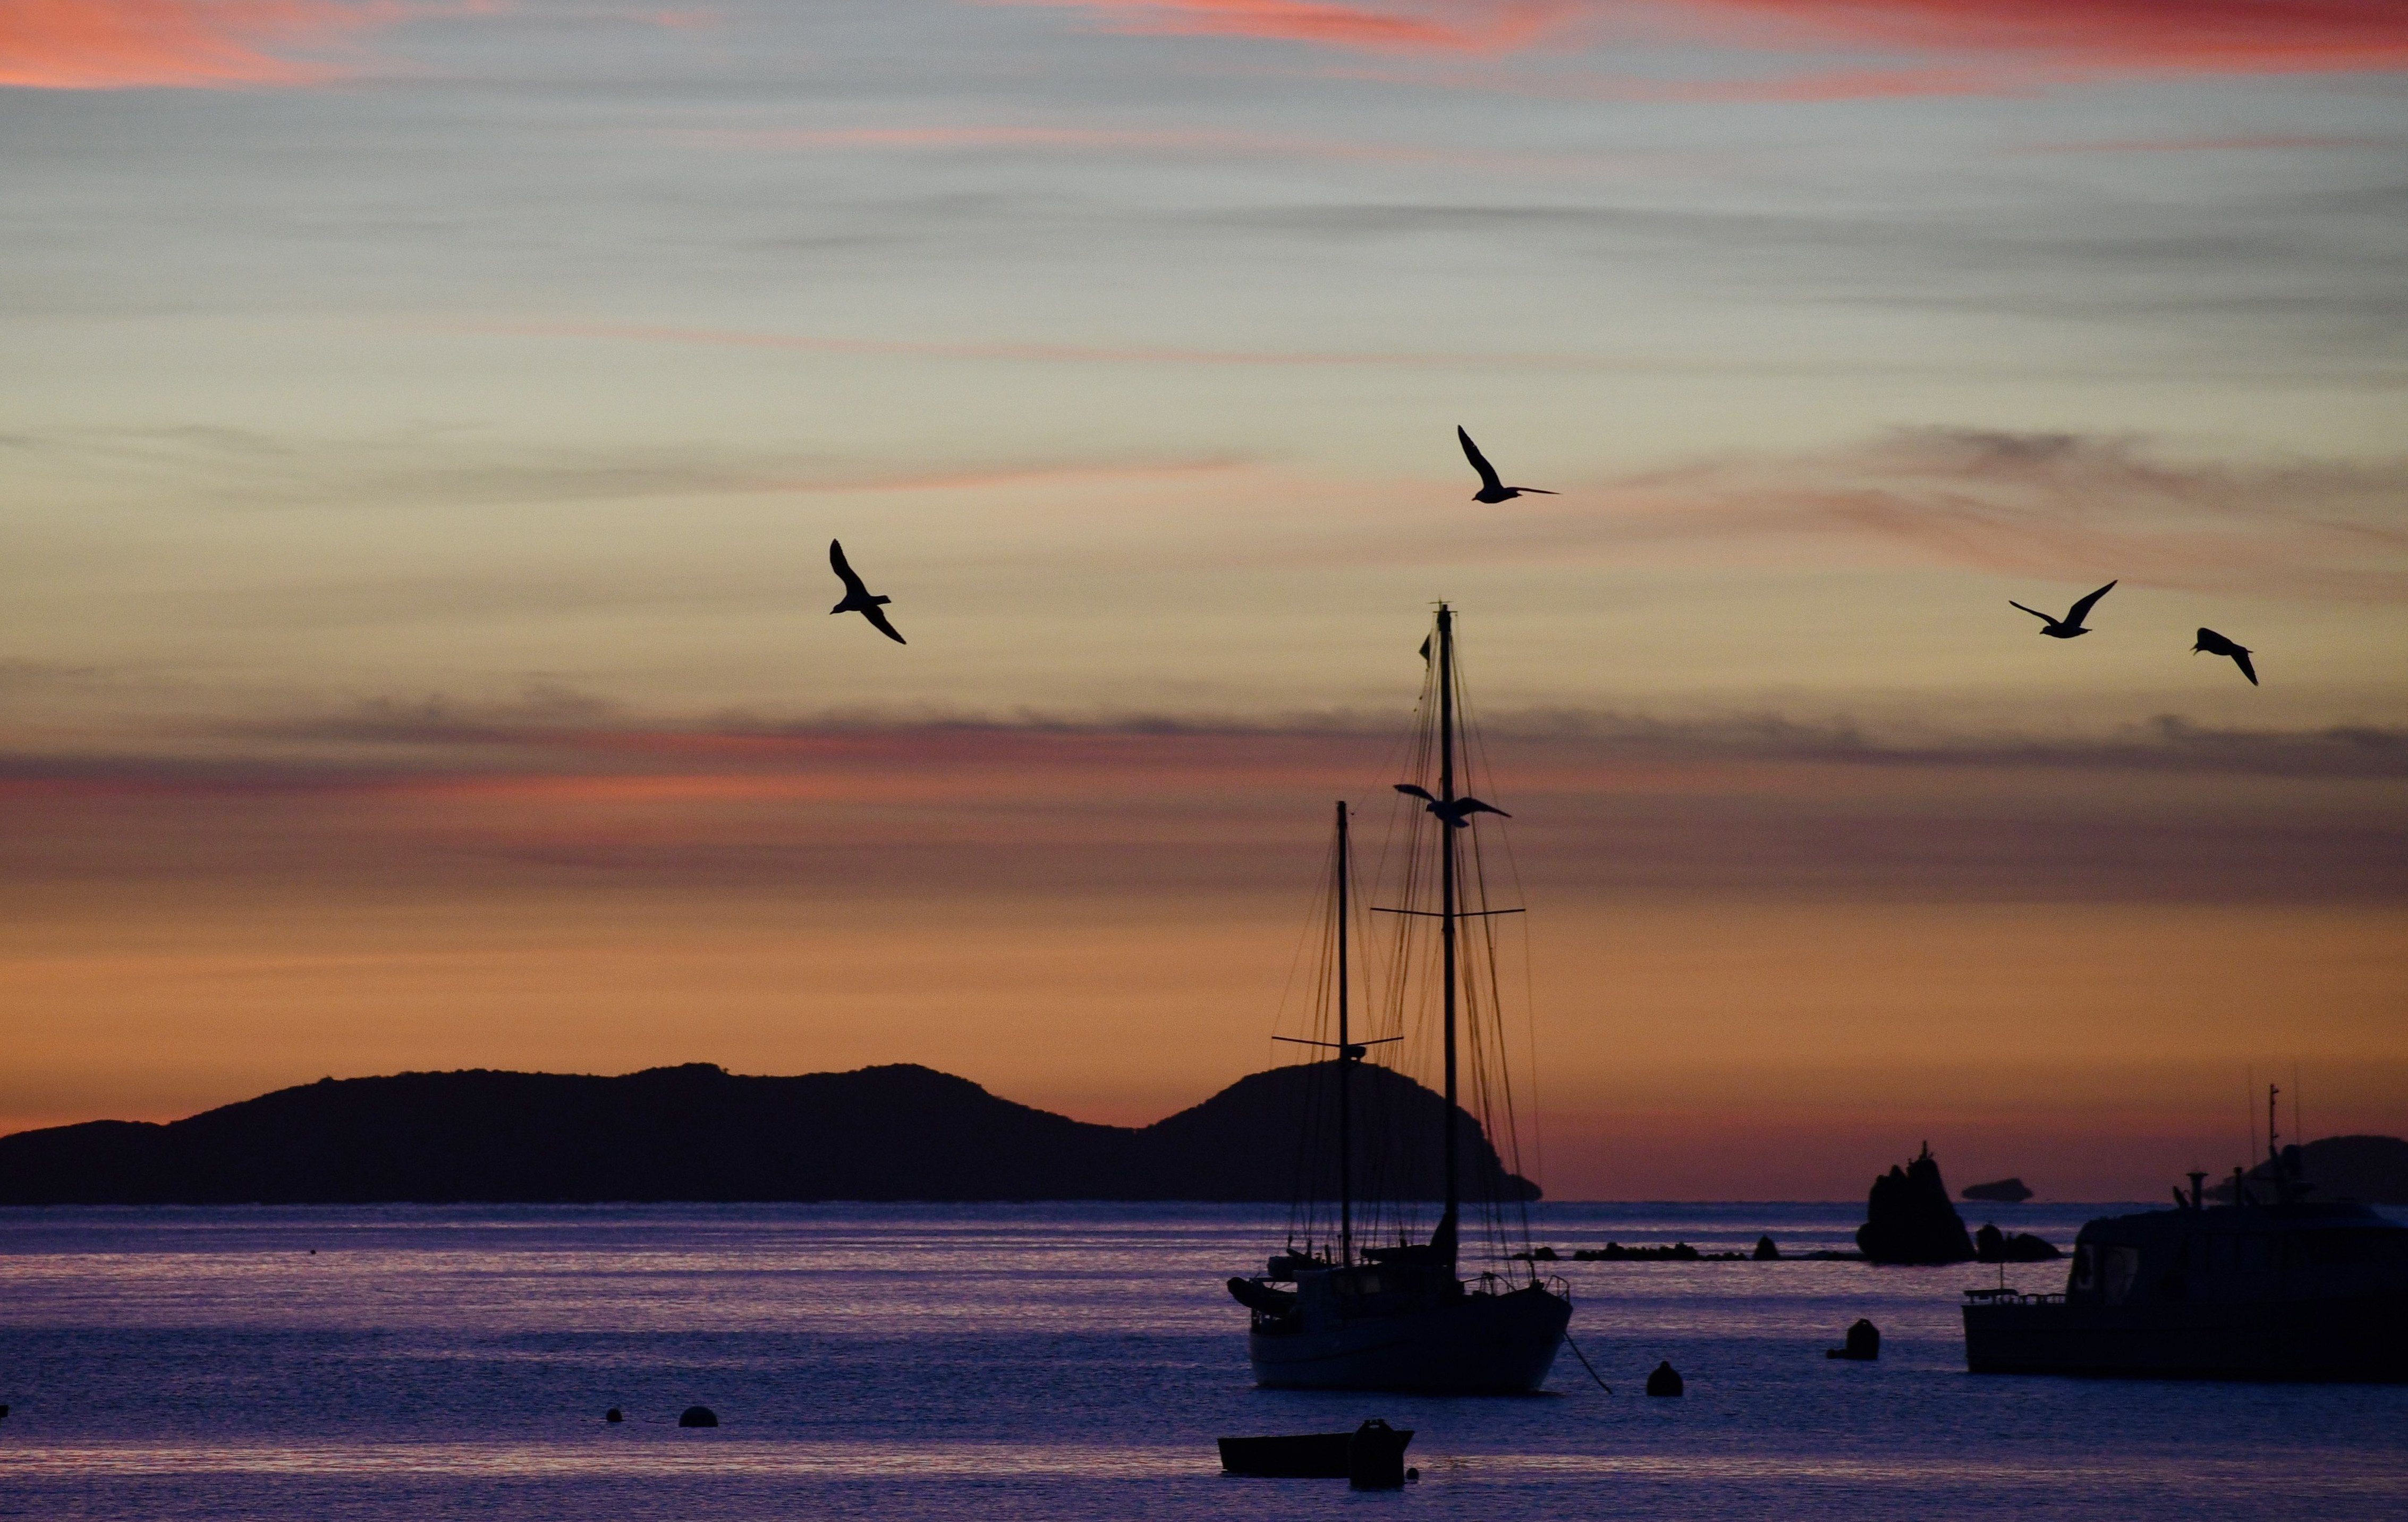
[1826,1318,1880,1361]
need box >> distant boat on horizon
[1226,605,1572,1395]
[1962,1176,2034,1204]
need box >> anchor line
[1562,1331,1613,1394]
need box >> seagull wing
[2007,601,2053,624]
[859,603,907,644]
[1516,488,1558,495]
[829,539,870,600]
[1456,796,1511,819]
[1393,783,1436,803]
[2231,648,2257,686]
[1457,426,1503,493]
[2065,580,2117,626]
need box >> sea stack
[1856,1143,1976,1264]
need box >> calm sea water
[2,1203,2403,1520]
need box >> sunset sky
[4,0,2404,1199]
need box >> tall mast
[1437,603,1459,1263]
[1335,800,1352,1268]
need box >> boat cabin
[1237,1261,1463,1337]
[2064,1201,2408,1309]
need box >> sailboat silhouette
[1227,606,1572,1393]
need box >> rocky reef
[1973,1221,2060,1262]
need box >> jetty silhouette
[0,1061,1538,1206]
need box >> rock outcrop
[1972,1221,2060,1262]
[1856,1143,1976,1264]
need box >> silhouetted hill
[1126,1063,1537,1203]
[0,1061,1539,1205]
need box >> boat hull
[1963,1296,2408,1382]
[1216,1426,1413,1478]
[1249,1284,1571,1393]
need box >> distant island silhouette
[0,1061,1539,1206]
[1961,1176,2033,1204]
[2211,1135,2408,1206]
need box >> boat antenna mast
[2268,1082,2280,1171]
[2268,1082,2292,1203]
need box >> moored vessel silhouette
[1226,606,1571,1393]
[1964,1088,2408,1381]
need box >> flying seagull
[2193,627,2258,686]
[1457,426,1556,505]
[2008,580,2116,639]
[828,539,905,644]
[1394,782,1511,829]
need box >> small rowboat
[1217,1418,1412,1484]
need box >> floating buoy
[677,1406,718,1429]
[1826,1319,1880,1361]
[605,1407,623,1423]
[0,1404,11,1420]
[1644,1361,1684,1397]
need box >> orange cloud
[9,713,2403,1193]
[0,0,463,90]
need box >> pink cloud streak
[1003,0,2408,96]
[1698,0,2408,76]
[987,0,1574,53]
[0,0,486,90]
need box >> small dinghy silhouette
[1217,1418,1413,1484]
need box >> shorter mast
[1336,800,1352,1268]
